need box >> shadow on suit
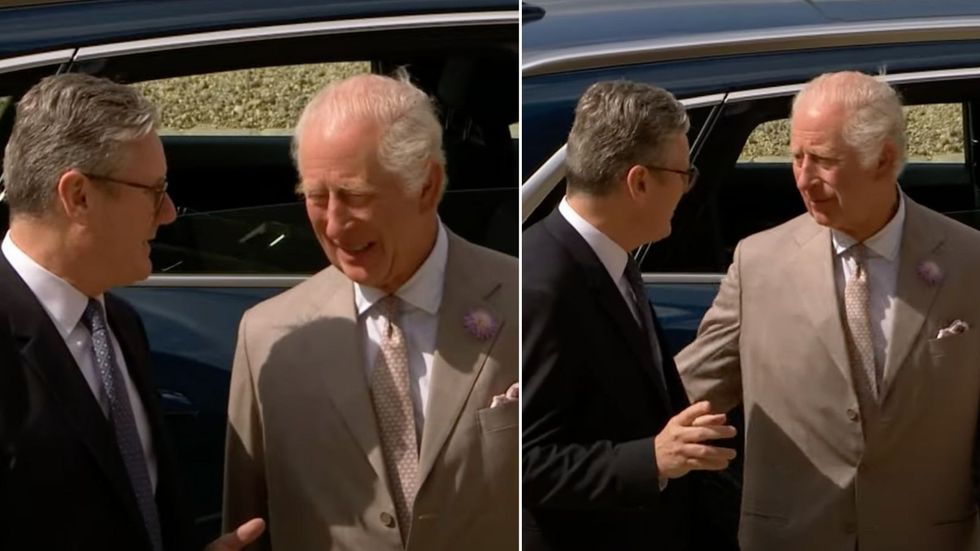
[227,316,373,550]
[738,405,845,551]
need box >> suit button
[846,408,859,422]
[843,521,856,534]
[380,512,396,528]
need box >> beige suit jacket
[677,199,980,551]
[223,232,518,551]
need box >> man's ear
[876,140,898,180]
[56,169,91,222]
[418,158,443,212]
[624,164,647,201]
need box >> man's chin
[336,264,377,286]
[807,207,835,227]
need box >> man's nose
[323,195,351,239]
[157,192,177,225]
[796,157,816,191]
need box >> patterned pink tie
[844,245,879,400]
[370,295,418,544]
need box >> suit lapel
[0,256,144,532]
[881,200,945,401]
[544,210,672,410]
[418,234,502,484]
[790,220,854,389]
[299,269,389,483]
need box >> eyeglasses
[641,164,699,193]
[82,172,169,212]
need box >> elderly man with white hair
[222,71,518,551]
[677,70,980,550]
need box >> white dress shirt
[559,197,642,324]
[1,232,157,491]
[356,221,448,438]
[831,193,907,373]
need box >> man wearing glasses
[0,73,261,551]
[522,80,735,551]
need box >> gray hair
[566,80,689,196]
[293,69,446,195]
[793,71,907,179]
[3,73,158,217]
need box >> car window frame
[522,65,980,284]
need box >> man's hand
[655,400,737,480]
[204,518,266,551]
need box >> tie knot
[81,298,107,333]
[848,244,869,274]
[378,295,400,324]
[849,243,868,260]
[624,257,643,288]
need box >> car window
[732,101,974,237]
[642,90,980,274]
[70,23,519,274]
[130,62,371,275]
[739,103,965,162]
[135,62,370,135]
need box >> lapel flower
[463,306,499,341]
[916,259,944,286]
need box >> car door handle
[158,389,198,417]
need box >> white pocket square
[937,319,970,339]
[490,382,519,408]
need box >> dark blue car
[0,0,517,546]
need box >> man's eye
[340,191,372,205]
[305,192,328,205]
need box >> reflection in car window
[134,62,370,134]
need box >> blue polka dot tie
[82,299,163,551]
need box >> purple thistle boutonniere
[916,260,944,286]
[463,306,499,341]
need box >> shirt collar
[1,231,103,338]
[831,191,906,261]
[355,220,448,317]
[558,196,630,284]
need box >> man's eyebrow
[296,180,371,194]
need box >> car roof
[523,0,980,74]
[0,0,515,58]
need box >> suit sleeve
[223,312,270,550]
[675,240,745,413]
[522,287,663,511]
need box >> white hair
[793,71,907,180]
[293,69,446,195]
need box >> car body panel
[0,0,515,57]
